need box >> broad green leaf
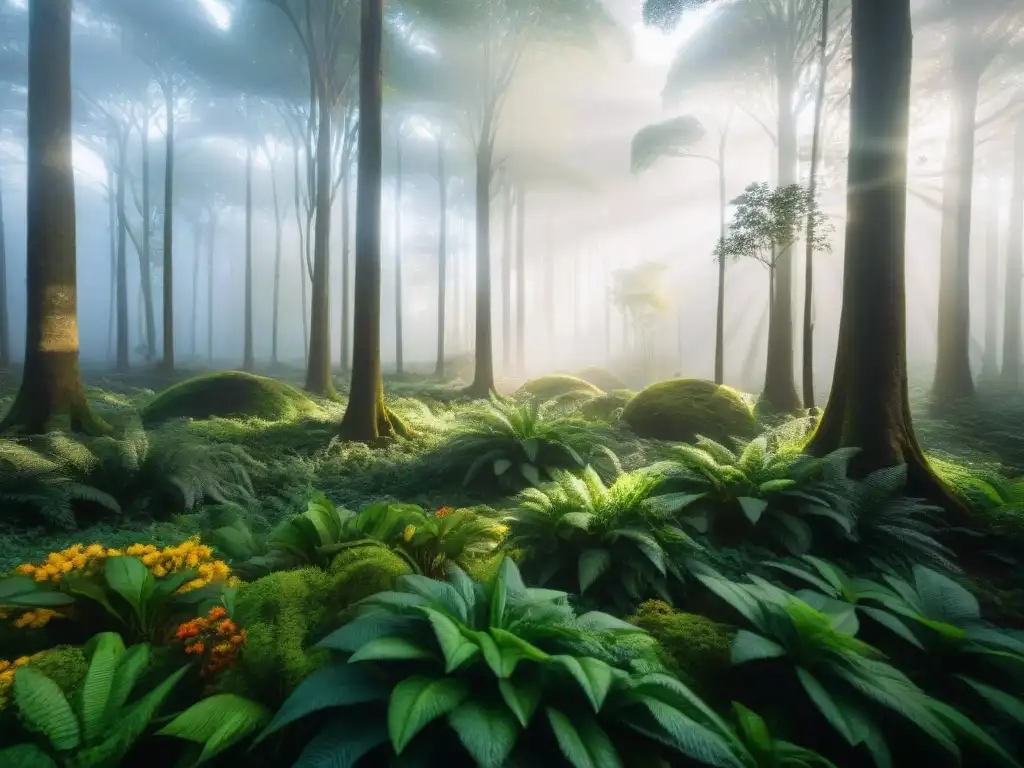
[520,463,542,486]
[737,497,768,524]
[796,668,859,745]
[256,663,388,743]
[521,439,539,462]
[157,694,270,764]
[12,667,80,752]
[552,656,614,712]
[0,744,59,768]
[491,628,550,664]
[448,699,520,768]
[348,636,435,664]
[578,549,612,593]
[63,575,124,623]
[731,702,771,751]
[317,614,419,652]
[104,643,151,724]
[388,676,469,754]
[957,677,1024,725]
[731,631,785,665]
[634,695,743,768]
[499,675,543,728]
[0,576,74,607]
[546,707,622,768]
[79,632,126,744]
[293,713,388,768]
[103,557,153,617]
[421,607,479,673]
[927,697,1023,768]
[470,630,505,678]
[493,459,513,476]
[860,607,924,650]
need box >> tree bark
[140,103,156,363]
[933,33,979,403]
[714,134,727,385]
[2,0,107,435]
[271,152,283,368]
[243,143,254,372]
[206,212,217,363]
[293,141,309,364]
[762,59,801,412]
[394,134,404,375]
[802,0,830,410]
[501,182,512,371]
[466,134,496,397]
[305,85,334,394]
[338,0,400,442]
[807,0,956,510]
[515,185,526,372]
[435,138,448,377]
[981,179,1000,382]
[160,82,175,371]
[1001,116,1024,387]
[340,164,351,373]
[191,221,201,358]
[115,131,130,371]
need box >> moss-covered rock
[328,545,413,606]
[515,374,602,403]
[622,378,755,444]
[629,601,733,696]
[224,567,334,705]
[580,389,635,421]
[575,367,628,393]
[141,371,318,426]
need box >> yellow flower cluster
[13,609,60,629]
[12,538,237,594]
[0,655,37,709]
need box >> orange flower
[216,619,237,636]
[186,642,205,655]
[207,606,227,621]
[436,506,453,518]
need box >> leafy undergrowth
[0,372,1022,767]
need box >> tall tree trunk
[293,143,309,363]
[340,165,351,373]
[191,221,201,358]
[933,34,980,403]
[207,211,216,363]
[466,127,496,397]
[160,83,175,371]
[435,139,448,377]
[807,0,954,509]
[271,154,283,368]
[515,186,526,371]
[714,127,729,385]
[243,144,254,372]
[394,135,403,375]
[802,0,830,409]
[115,132,130,371]
[0,162,9,369]
[339,0,399,441]
[2,0,107,434]
[981,180,1000,382]
[501,183,512,371]
[1003,117,1024,387]
[762,60,801,412]
[140,105,156,362]
[106,139,116,363]
[305,87,333,394]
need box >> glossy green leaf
[388,676,468,754]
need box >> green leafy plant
[504,467,701,612]
[0,632,188,767]
[646,436,856,554]
[694,566,1021,768]
[730,701,838,767]
[157,693,271,766]
[433,393,619,489]
[255,558,750,767]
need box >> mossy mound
[629,601,733,696]
[622,378,755,444]
[580,389,635,421]
[141,371,318,426]
[329,545,413,606]
[515,374,602,403]
[575,366,628,393]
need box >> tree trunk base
[2,353,110,436]
[463,380,493,399]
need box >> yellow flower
[70,555,87,569]
[13,657,30,667]
[84,544,105,558]
[403,525,417,543]
[15,564,35,576]
[152,565,168,578]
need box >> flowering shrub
[174,605,247,678]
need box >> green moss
[224,567,334,705]
[328,545,413,606]
[29,646,88,698]
[574,367,628,393]
[622,378,755,444]
[515,374,602,403]
[629,601,733,695]
[141,371,319,426]
[463,552,506,584]
[580,389,635,421]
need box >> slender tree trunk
[340,165,351,373]
[501,183,512,371]
[191,221,201,358]
[802,0,830,409]
[714,128,729,385]
[140,105,156,362]
[106,140,116,363]
[807,0,955,509]
[115,132,130,371]
[933,35,979,403]
[2,0,107,434]
[207,212,216,363]
[515,186,526,371]
[271,154,283,368]
[467,128,496,397]
[339,0,398,441]
[160,83,175,371]
[394,135,403,375]
[981,180,1001,382]
[762,61,801,412]
[435,139,448,377]
[293,144,309,363]
[243,144,254,372]
[1003,118,1024,387]
[0,162,9,369]
[306,83,334,394]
